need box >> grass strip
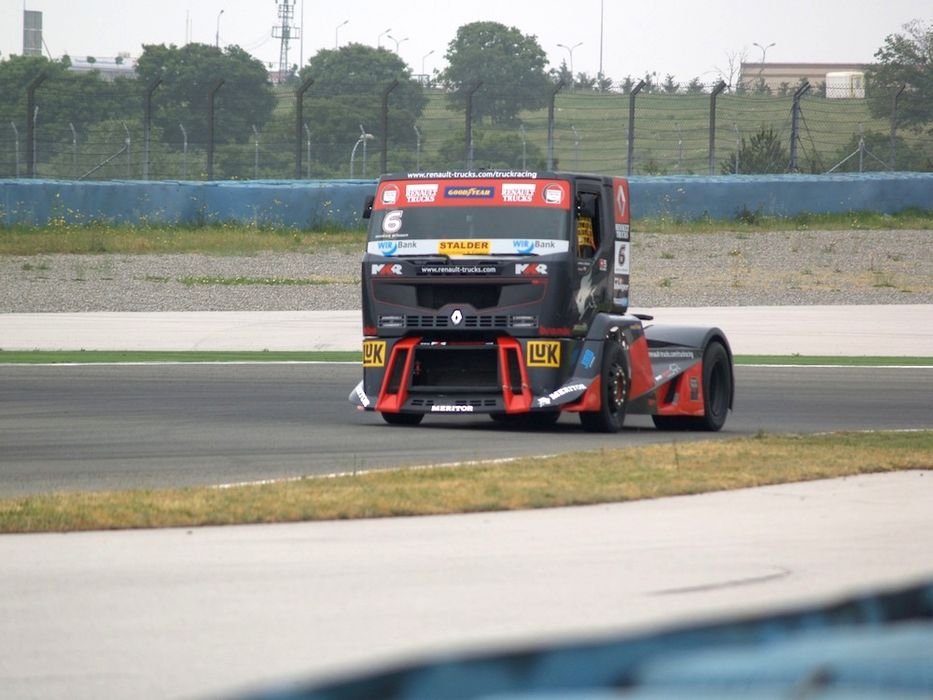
[0,350,361,364]
[1,431,929,534]
[0,350,929,366]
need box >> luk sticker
[527,340,560,368]
[362,340,386,368]
[542,183,565,205]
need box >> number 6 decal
[382,210,403,235]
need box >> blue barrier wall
[1,173,931,228]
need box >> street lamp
[752,41,775,86]
[421,49,435,84]
[350,125,375,178]
[335,19,349,48]
[387,35,408,53]
[557,41,582,89]
[377,28,392,48]
[215,9,224,48]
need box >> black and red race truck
[349,171,733,432]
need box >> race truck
[349,171,734,432]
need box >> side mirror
[362,195,375,219]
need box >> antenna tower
[272,0,300,81]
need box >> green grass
[1,430,929,533]
[0,351,928,366]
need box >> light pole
[752,41,775,87]
[335,19,348,48]
[377,28,392,48]
[387,35,408,53]
[557,41,582,89]
[350,126,375,178]
[421,49,435,83]
[215,9,224,48]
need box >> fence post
[464,80,482,169]
[547,80,564,170]
[889,84,905,170]
[788,80,810,172]
[207,79,225,180]
[626,79,646,176]
[144,79,162,180]
[25,73,46,178]
[707,81,727,175]
[381,80,399,175]
[295,77,313,178]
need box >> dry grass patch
[1,431,930,534]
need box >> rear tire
[652,340,732,432]
[381,412,424,426]
[580,343,628,433]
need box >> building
[739,62,870,95]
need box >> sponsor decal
[419,264,497,275]
[371,263,403,276]
[377,240,398,256]
[354,385,371,408]
[615,223,630,241]
[598,258,608,272]
[444,186,495,199]
[430,404,475,413]
[513,239,535,254]
[527,340,560,368]
[439,239,491,255]
[649,349,697,359]
[381,184,400,205]
[515,263,548,276]
[581,349,596,369]
[549,382,587,399]
[405,183,438,203]
[542,183,564,205]
[690,376,700,401]
[502,183,536,202]
[613,278,629,293]
[362,340,386,368]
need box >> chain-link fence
[2,75,931,180]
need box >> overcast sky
[2,1,929,84]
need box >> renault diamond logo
[450,309,463,325]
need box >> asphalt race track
[1,362,931,497]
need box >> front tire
[652,340,732,432]
[580,342,628,433]
[381,411,424,426]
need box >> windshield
[367,178,573,257]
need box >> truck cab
[351,171,733,432]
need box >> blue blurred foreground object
[246,580,933,699]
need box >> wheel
[652,340,732,432]
[579,342,628,433]
[491,411,561,430]
[381,411,424,426]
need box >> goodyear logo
[439,239,491,255]
[363,340,386,368]
[444,186,495,199]
[526,340,560,368]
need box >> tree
[661,74,679,94]
[551,59,572,87]
[684,77,706,94]
[596,73,614,92]
[297,44,427,175]
[866,20,933,133]
[135,43,276,150]
[721,126,789,174]
[440,22,551,125]
[433,129,547,170]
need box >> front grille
[409,398,499,408]
[384,314,537,329]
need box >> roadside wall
[1,173,931,228]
